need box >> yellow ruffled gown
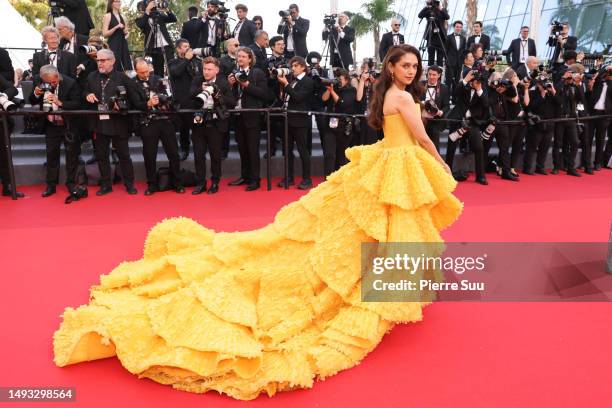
[53,108,463,400]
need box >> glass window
[502,15,526,50]
[491,17,508,50]
[536,9,555,52]
[477,0,489,21]
[593,7,612,52]
[484,0,499,20]
[543,0,560,11]
[497,2,516,18]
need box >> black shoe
[2,185,25,198]
[222,151,229,159]
[78,156,85,165]
[263,151,276,159]
[207,182,219,194]
[594,164,602,171]
[96,186,113,196]
[85,157,97,165]
[175,186,185,194]
[585,168,594,175]
[245,181,260,191]
[535,168,548,175]
[475,176,488,185]
[298,179,313,190]
[228,177,247,186]
[180,150,189,161]
[42,185,56,197]
[501,172,519,182]
[126,184,138,194]
[144,185,158,196]
[567,168,581,177]
[192,184,207,195]
[551,168,560,175]
[523,170,534,175]
[277,178,295,188]
[510,169,519,178]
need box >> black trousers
[427,46,445,67]
[425,123,443,153]
[484,124,512,174]
[323,127,352,176]
[313,108,329,152]
[286,126,311,181]
[235,117,261,183]
[590,111,610,168]
[0,119,15,187]
[147,46,175,77]
[553,121,579,170]
[177,113,192,152]
[140,120,181,187]
[446,125,485,179]
[269,116,285,154]
[94,132,134,187]
[445,64,461,98]
[45,125,80,188]
[524,124,553,172]
[192,125,224,184]
[509,124,524,170]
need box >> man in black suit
[83,49,145,195]
[323,13,354,69]
[418,2,449,67]
[33,26,77,80]
[515,56,539,81]
[180,6,203,49]
[249,30,269,72]
[232,4,257,47]
[277,4,309,59]
[379,19,405,61]
[29,64,81,197]
[227,47,268,191]
[0,47,14,83]
[420,65,450,152]
[220,38,240,77]
[195,0,228,57]
[506,26,537,70]
[445,21,466,96]
[445,70,489,185]
[467,21,490,51]
[55,16,89,81]
[550,23,577,70]
[190,56,236,194]
[276,56,314,189]
[587,65,611,170]
[0,74,24,198]
[136,1,177,77]
[62,0,94,36]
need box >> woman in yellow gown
[53,45,463,400]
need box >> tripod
[321,24,347,70]
[143,10,171,77]
[418,14,448,67]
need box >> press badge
[577,103,585,112]
[329,117,339,128]
[98,103,110,120]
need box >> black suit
[0,76,18,188]
[29,76,82,188]
[233,19,257,47]
[32,50,77,80]
[323,25,355,68]
[420,81,450,152]
[277,17,309,58]
[195,16,227,56]
[181,17,204,48]
[63,0,94,36]
[445,33,467,95]
[467,33,490,51]
[506,38,537,69]
[587,79,612,168]
[249,44,268,73]
[418,6,449,66]
[551,35,577,64]
[282,74,314,181]
[379,32,405,61]
[190,76,235,185]
[515,63,532,81]
[0,47,14,82]
[136,11,177,76]
[168,56,199,153]
[83,70,145,188]
[232,67,267,183]
[219,55,237,77]
[553,81,585,171]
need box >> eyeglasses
[96,59,110,63]
[393,24,400,27]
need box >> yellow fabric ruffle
[53,112,463,400]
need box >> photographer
[506,26,536,70]
[220,38,240,77]
[322,13,354,69]
[29,64,81,197]
[169,39,200,161]
[306,51,331,156]
[0,74,24,198]
[227,46,267,191]
[56,16,88,57]
[552,66,585,176]
[232,4,257,47]
[33,26,77,80]
[420,65,450,152]
[277,4,309,59]
[467,21,490,51]
[321,68,356,175]
[180,6,202,49]
[83,49,144,195]
[552,50,578,84]
[195,0,230,57]
[356,59,383,146]
[418,0,450,67]
[587,64,612,170]
[445,21,466,96]
[190,56,235,194]
[61,0,94,36]
[266,36,288,157]
[549,22,577,70]
[132,58,184,195]
[515,56,539,81]
[524,72,559,175]
[136,0,177,77]
[276,56,314,189]
[250,30,269,72]
[445,69,489,185]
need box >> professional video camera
[108,86,129,112]
[209,0,230,19]
[323,14,337,28]
[0,93,20,112]
[547,20,564,47]
[232,69,249,83]
[423,99,440,116]
[425,0,441,7]
[47,0,65,18]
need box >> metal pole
[283,111,289,189]
[265,110,272,191]
[1,113,18,200]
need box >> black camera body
[323,14,337,28]
[426,0,441,7]
[232,69,249,83]
[424,99,440,116]
[547,21,564,47]
[48,0,65,17]
[491,78,512,89]
[109,86,129,112]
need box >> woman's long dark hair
[367,44,424,130]
[106,0,120,13]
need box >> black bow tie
[48,51,57,55]
[100,73,109,80]
[454,34,461,36]
[427,85,437,88]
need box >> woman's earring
[390,71,395,80]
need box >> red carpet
[1,172,611,407]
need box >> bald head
[526,56,538,70]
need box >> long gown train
[53,108,463,400]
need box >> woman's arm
[102,14,117,38]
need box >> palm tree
[466,0,477,36]
[345,11,372,64]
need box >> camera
[193,47,214,58]
[0,93,19,112]
[491,78,512,89]
[194,83,220,109]
[323,14,337,27]
[426,0,440,7]
[536,74,554,89]
[423,99,440,116]
[48,0,65,17]
[232,69,249,83]
[154,79,175,111]
[481,118,497,140]
[108,86,128,112]
[79,45,100,54]
[484,50,503,64]
[279,10,291,18]
[524,112,541,127]
[64,185,88,204]
[448,120,470,142]
[547,20,564,46]
[270,67,291,79]
[37,82,55,111]
[317,77,340,87]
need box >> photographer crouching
[132,58,184,195]
[84,49,145,195]
[445,68,489,185]
[30,64,82,197]
[321,68,357,175]
[420,65,450,152]
[190,57,235,194]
